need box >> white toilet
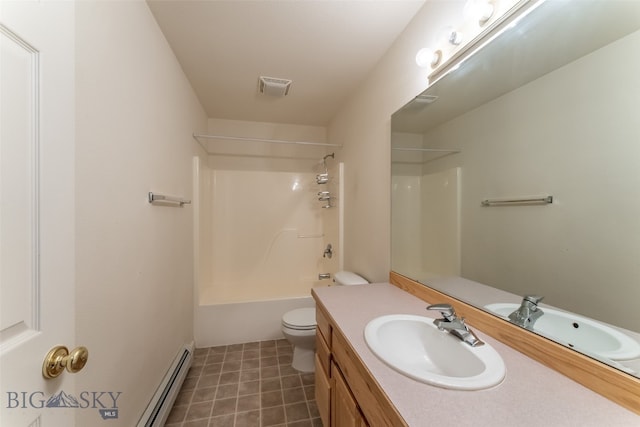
[281,271,369,372]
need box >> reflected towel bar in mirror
[481,195,553,206]
[192,133,342,148]
[391,147,460,153]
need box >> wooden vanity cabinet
[315,305,399,427]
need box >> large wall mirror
[391,0,640,378]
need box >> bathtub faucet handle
[323,244,333,259]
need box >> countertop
[312,282,640,426]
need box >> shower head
[317,153,334,184]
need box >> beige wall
[74,1,207,425]
[327,0,464,282]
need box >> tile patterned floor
[165,339,322,427]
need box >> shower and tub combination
[192,127,347,355]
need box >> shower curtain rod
[193,133,342,148]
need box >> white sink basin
[485,303,640,361]
[364,314,506,390]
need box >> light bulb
[464,0,495,25]
[415,48,442,68]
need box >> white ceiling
[147,0,426,127]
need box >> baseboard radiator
[137,342,194,427]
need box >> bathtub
[194,295,316,347]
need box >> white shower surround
[205,168,325,303]
[193,155,341,346]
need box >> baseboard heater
[136,342,194,427]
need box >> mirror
[391,0,640,377]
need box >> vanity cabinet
[314,305,401,427]
[312,284,640,424]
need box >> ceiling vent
[401,94,439,111]
[415,94,439,104]
[258,76,292,97]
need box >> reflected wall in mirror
[391,0,640,377]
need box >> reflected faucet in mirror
[508,295,544,330]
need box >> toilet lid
[282,308,316,330]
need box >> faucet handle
[523,295,544,305]
[426,303,456,321]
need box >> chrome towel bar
[148,192,191,206]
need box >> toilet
[281,271,369,372]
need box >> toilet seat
[282,307,316,331]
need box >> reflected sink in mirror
[485,303,640,361]
[364,314,505,390]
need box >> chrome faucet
[427,303,484,347]
[508,295,544,330]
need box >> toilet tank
[333,271,368,286]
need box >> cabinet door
[332,362,368,427]
[315,355,331,426]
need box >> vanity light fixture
[449,30,464,45]
[464,0,495,25]
[415,48,442,68]
[435,25,464,46]
[438,25,464,46]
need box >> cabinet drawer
[315,355,331,427]
[316,329,331,376]
[316,306,331,347]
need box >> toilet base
[291,347,315,373]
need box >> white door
[1,1,77,426]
